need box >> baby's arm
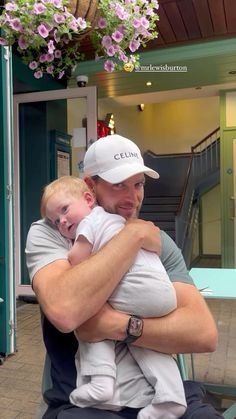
[68,236,93,265]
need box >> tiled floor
[0,299,236,419]
[0,303,45,419]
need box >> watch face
[129,316,143,337]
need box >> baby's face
[46,191,93,239]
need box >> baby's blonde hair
[41,176,91,218]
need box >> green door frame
[0,46,16,356]
[220,90,236,267]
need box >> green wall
[220,91,236,267]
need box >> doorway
[13,87,97,297]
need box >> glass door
[13,86,97,297]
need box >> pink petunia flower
[48,40,55,54]
[106,45,116,57]
[129,39,140,52]
[29,61,38,70]
[46,65,54,74]
[34,70,43,79]
[112,30,123,43]
[5,2,18,11]
[18,36,29,50]
[140,16,150,29]
[46,53,54,62]
[10,18,23,31]
[0,37,7,45]
[39,54,47,63]
[33,3,46,14]
[52,0,62,8]
[38,24,49,38]
[97,17,107,29]
[55,49,62,59]
[102,35,112,48]
[54,14,65,24]
[119,52,128,62]
[132,18,141,28]
[77,17,87,30]
[104,59,115,72]
[70,20,78,31]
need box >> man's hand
[126,219,161,255]
[75,303,128,342]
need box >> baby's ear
[84,191,96,208]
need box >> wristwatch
[123,315,144,344]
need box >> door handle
[0,298,4,303]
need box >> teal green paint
[74,38,236,75]
[220,91,235,267]
[69,37,236,99]
[13,53,66,92]
[0,46,15,354]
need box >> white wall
[67,98,87,177]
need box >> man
[26,134,221,419]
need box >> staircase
[140,153,191,241]
[140,196,180,241]
[140,128,220,265]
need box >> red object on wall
[97,120,110,138]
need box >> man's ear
[83,176,94,191]
[84,191,96,208]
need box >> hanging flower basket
[67,0,99,43]
[0,0,159,79]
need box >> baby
[41,175,186,419]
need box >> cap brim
[99,163,159,184]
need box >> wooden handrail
[177,154,193,214]
[191,127,220,153]
[178,127,220,214]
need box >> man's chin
[118,208,139,219]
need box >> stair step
[141,204,179,213]
[140,217,175,232]
[143,196,181,205]
[140,213,175,222]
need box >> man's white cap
[83,134,159,183]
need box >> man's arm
[136,282,218,353]
[76,231,218,354]
[31,219,161,333]
[77,283,218,354]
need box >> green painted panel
[0,46,14,355]
[220,92,236,267]
[69,38,236,98]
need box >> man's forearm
[134,283,218,354]
[78,283,218,354]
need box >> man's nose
[127,187,139,200]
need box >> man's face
[90,173,145,219]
